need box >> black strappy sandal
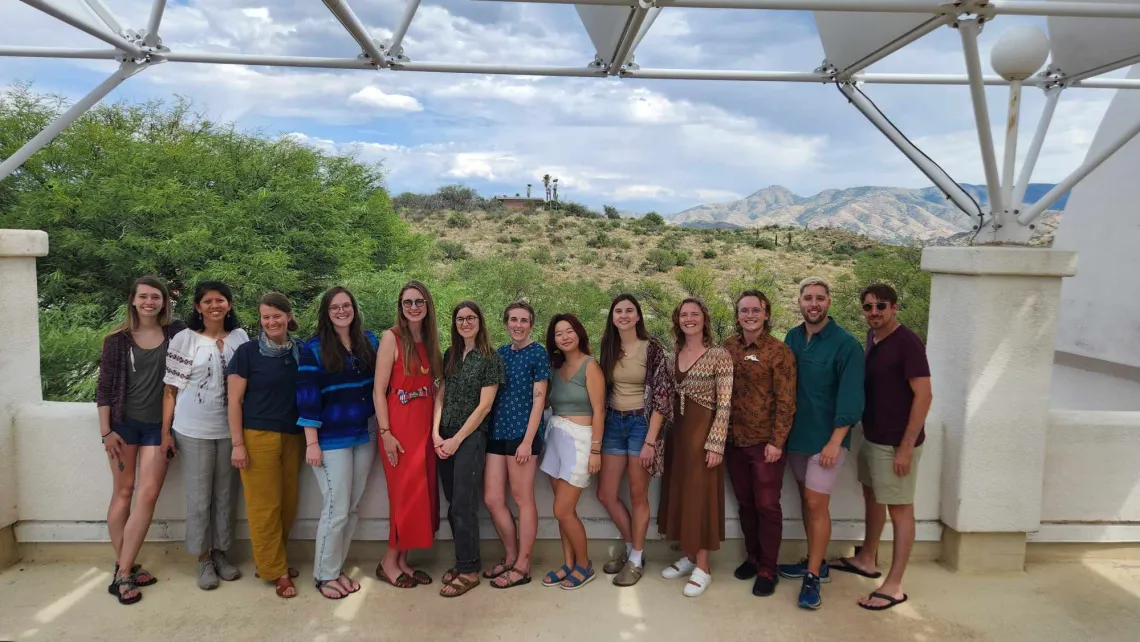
[111,575,142,605]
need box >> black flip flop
[859,591,908,611]
[830,557,882,579]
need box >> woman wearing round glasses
[373,281,444,588]
[432,301,504,597]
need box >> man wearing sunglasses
[829,283,931,613]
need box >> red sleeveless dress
[382,329,439,550]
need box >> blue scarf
[259,331,299,362]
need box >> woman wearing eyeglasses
[296,286,379,600]
[432,301,504,597]
[373,281,443,589]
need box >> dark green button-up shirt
[784,317,865,455]
[440,346,505,437]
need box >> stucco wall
[1035,410,1140,542]
[1052,65,1140,371]
[13,401,944,543]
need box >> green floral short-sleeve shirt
[440,346,506,437]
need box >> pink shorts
[787,449,847,495]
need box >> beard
[801,307,827,323]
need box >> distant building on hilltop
[494,196,545,212]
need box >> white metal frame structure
[3,0,1140,243]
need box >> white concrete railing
[14,401,945,544]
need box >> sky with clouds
[0,0,1126,214]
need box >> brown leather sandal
[440,574,480,597]
[275,576,297,599]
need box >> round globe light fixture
[991,25,1051,81]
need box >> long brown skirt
[657,397,725,553]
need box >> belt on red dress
[391,385,430,405]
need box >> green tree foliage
[832,245,930,342]
[2,85,424,398]
[603,205,620,220]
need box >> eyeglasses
[456,315,479,325]
[738,307,766,315]
[328,303,353,313]
[401,299,426,309]
[862,302,889,312]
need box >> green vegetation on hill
[1,86,929,401]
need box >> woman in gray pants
[163,280,249,590]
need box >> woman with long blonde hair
[97,276,185,604]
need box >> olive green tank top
[548,356,593,416]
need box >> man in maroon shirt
[829,283,932,612]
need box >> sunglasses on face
[401,299,427,309]
[862,302,889,312]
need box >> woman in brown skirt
[658,298,733,597]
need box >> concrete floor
[2,553,1140,642]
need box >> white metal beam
[82,0,124,36]
[0,62,149,182]
[393,62,607,77]
[839,82,982,222]
[607,8,650,74]
[19,0,145,58]
[959,18,1005,225]
[163,52,376,69]
[321,0,387,66]
[145,0,168,48]
[0,46,120,60]
[1016,115,1140,225]
[386,0,422,60]
[1010,87,1061,210]
[999,79,1023,216]
[474,0,1140,18]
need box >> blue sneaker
[777,558,830,582]
[798,573,822,610]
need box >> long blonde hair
[105,276,174,338]
[395,280,443,378]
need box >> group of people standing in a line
[96,273,930,613]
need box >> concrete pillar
[922,246,1077,572]
[0,230,48,563]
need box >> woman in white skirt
[539,313,604,590]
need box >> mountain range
[667,184,1067,243]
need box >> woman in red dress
[372,280,444,587]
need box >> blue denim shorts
[112,417,163,447]
[601,408,649,456]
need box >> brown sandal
[491,567,532,589]
[482,558,511,579]
[440,574,480,597]
[441,567,460,585]
[275,576,297,599]
[411,570,432,585]
[376,568,417,589]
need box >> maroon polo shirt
[862,324,930,447]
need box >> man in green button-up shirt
[777,277,865,611]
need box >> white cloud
[613,184,676,200]
[347,86,423,112]
[445,153,516,180]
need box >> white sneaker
[661,556,696,580]
[683,568,712,597]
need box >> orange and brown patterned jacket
[724,334,797,449]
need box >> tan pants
[240,429,304,579]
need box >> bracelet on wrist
[306,441,319,447]
[101,429,112,438]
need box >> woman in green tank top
[538,313,605,590]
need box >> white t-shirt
[163,327,250,440]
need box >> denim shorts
[601,408,649,456]
[111,416,163,447]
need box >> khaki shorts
[857,441,923,505]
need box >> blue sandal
[560,563,595,590]
[542,565,572,587]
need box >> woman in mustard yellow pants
[227,293,305,598]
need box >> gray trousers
[176,432,238,556]
[312,441,375,581]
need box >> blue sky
[0,0,1121,214]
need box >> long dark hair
[107,275,174,338]
[546,313,590,369]
[734,289,773,337]
[444,301,495,378]
[187,280,240,332]
[394,280,442,378]
[672,297,713,350]
[316,286,376,374]
[600,293,650,383]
